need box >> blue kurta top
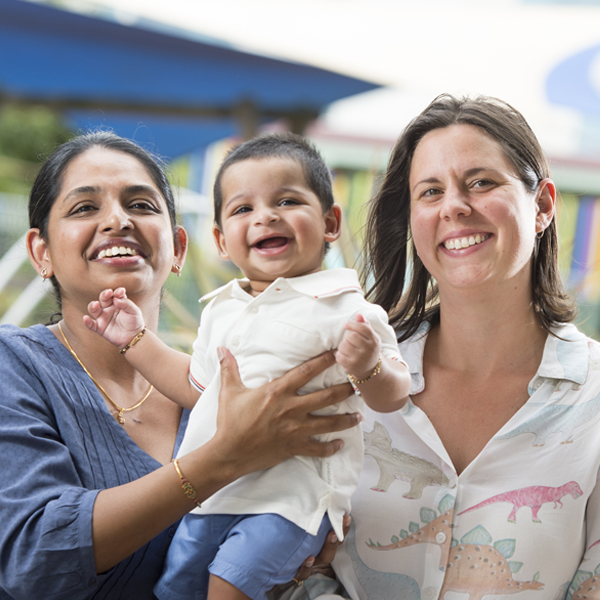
[0,324,189,600]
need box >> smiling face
[409,124,554,295]
[213,157,341,294]
[29,146,186,310]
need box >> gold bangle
[120,326,147,355]
[173,458,202,508]
[347,354,383,385]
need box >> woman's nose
[102,205,132,232]
[439,187,472,220]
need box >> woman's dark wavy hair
[364,94,576,341]
[29,131,177,309]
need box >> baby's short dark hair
[213,132,334,227]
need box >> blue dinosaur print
[343,520,421,600]
[494,391,600,446]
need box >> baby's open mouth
[254,237,289,250]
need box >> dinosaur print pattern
[368,510,545,599]
[441,544,544,600]
[457,482,584,523]
[367,509,453,570]
[364,422,450,499]
[344,520,421,600]
[571,575,600,600]
[494,391,600,446]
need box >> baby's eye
[279,198,300,206]
[231,205,251,216]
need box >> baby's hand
[336,314,381,380]
[83,287,144,349]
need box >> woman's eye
[130,200,156,211]
[69,203,95,216]
[421,188,441,199]
[472,179,494,189]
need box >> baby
[85,133,410,600]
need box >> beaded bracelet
[347,354,383,385]
[173,458,202,508]
[120,326,147,355]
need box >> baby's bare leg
[207,574,251,600]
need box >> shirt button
[88,578,97,588]
[275,288,282,292]
[435,532,447,544]
[423,587,437,599]
[533,379,542,389]
[168,526,176,538]
[231,336,240,347]
[248,306,258,314]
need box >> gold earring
[40,268,48,282]
[173,264,182,278]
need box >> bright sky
[63,0,600,158]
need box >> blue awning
[0,0,381,157]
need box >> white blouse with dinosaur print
[311,322,600,600]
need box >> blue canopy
[0,0,380,157]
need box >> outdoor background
[2,0,600,349]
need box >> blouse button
[231,336,240,347]
[423,587,437,599]
[435,532,447,544]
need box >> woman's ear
[212,225,230,260]
[26,228,53,279]
[535,178,556,235]
[171,225,189,275]
[324,203,343,244]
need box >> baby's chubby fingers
[343,313,375,339]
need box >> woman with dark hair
[0,132,357,600]
[310,95,597,599]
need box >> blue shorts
[154,512,331,600]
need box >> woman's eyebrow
[123,185,161,197]
[63,185,99,200]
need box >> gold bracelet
[347,354,383,385]
[120,326,147,355]
[173,458,202,508]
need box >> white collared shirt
[333,322,600,600]
[180,268,401,539]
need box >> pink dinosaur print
[457,481,583,523]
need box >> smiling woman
[322,95,600,600]
[0,131,359,600]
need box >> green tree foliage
[0,105,73,193]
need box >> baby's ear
[212,225,230,260]
[324,203,342,243]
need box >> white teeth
[444,234,489,251]
[97,246,139,259]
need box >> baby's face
[213,157,340,294]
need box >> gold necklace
[58,321,154,425]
